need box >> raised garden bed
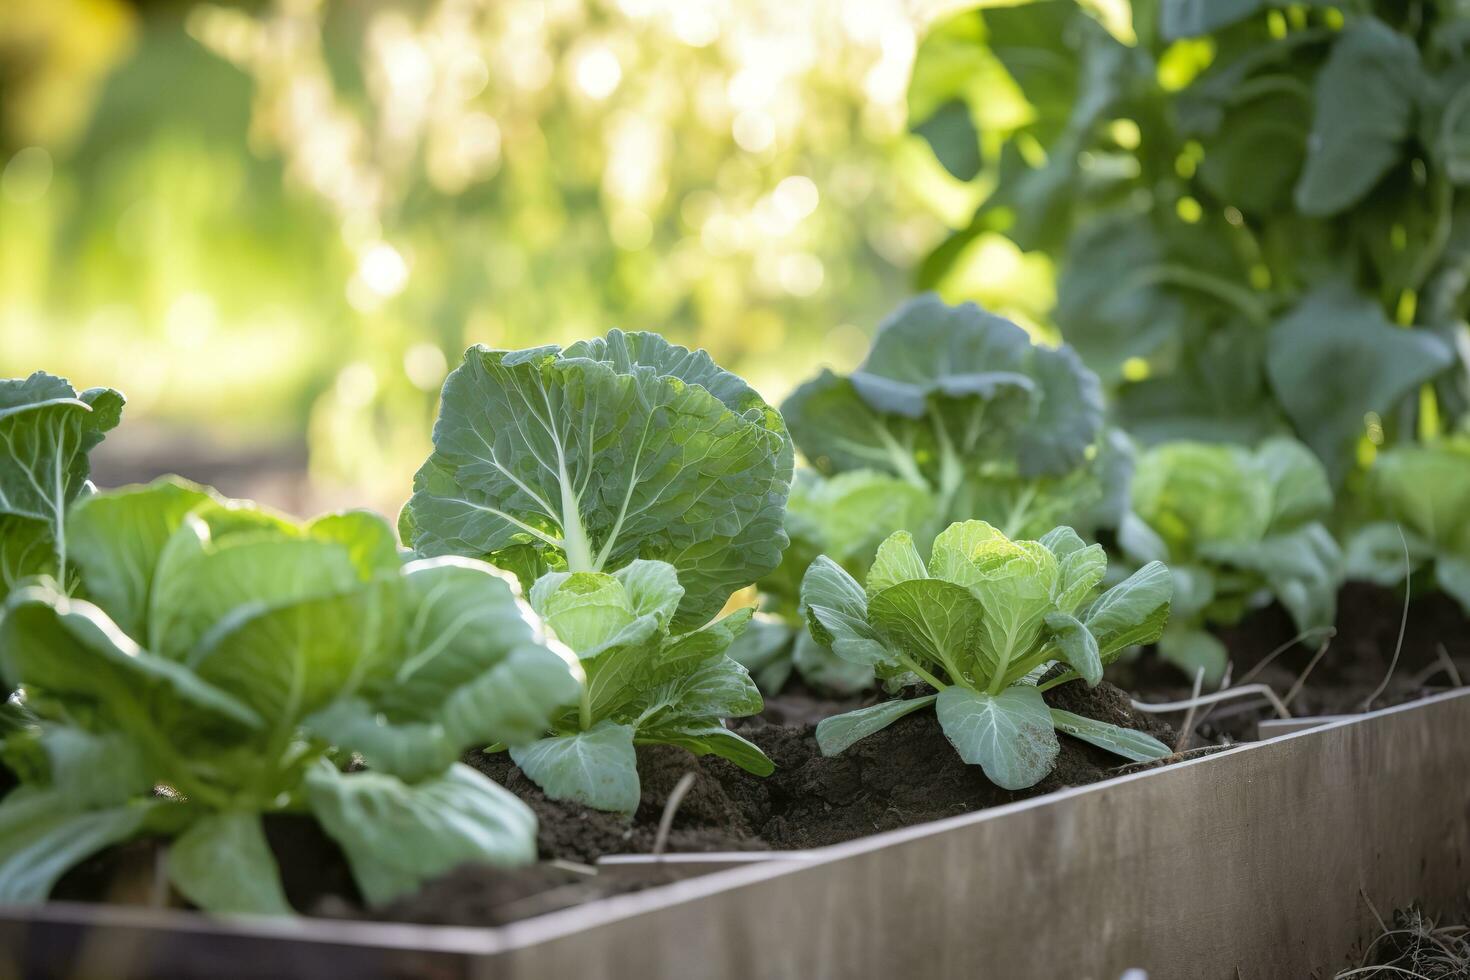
[3,687,1465,979]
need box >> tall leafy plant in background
[1118,438,1342,680]
[782,295,1127,544]
[909,0,1470,480]
[402,331,792,813]
[801,520,1172,789]
[0,373,123,600]
[0,479,581,912]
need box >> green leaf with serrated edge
[1050,709,1170,763]
[65,479,212,640]
[510,721,641,815]
[815,695,939,756]
[1082,561,1172,661]
[400,332,792,632]
[641,724,774,776]
[866,530,929,596]
[169,811,292,916]
[0,373,123,600]
[0,584,261,739]
[1042,611,1102,687]
[1157,626,1229,684]
[1295,18,1422,217]
[0,788,158,903]
[306,762,537,907]
[868,578,986,681]
[801,557,898,667]
[935,686,1059,790]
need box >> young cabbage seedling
[402,331,791,813]
[0,479,580,914]
[508,559,772,815]
[781,295,1129,543]
[1118,438,1342,682]
[1347,437,1470,616]
[802,520,1173,790]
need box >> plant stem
[1037,669,1081,693]
[896,653,948,692]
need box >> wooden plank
[0,690,1464,979]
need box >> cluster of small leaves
[0,479,581,913]
[801,520,1172,789]
[511,560,771,815]
[1347,435,1470,616]
[781,294,1128,543]
[0,372,123,601]
[1118,438,1342,680]
[910,1,1470,481]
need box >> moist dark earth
[49,583,1470,926]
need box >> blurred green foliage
[1,0,980,509]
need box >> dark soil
[1116,582,1470,742]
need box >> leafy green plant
[0,372,123,600]
[730,469,934,694]
[1118,438,1341,680]
[402,332,789,813]
[801,520,1172,789]
[910,1,1470,479]
[782,294,1128,544]
[1346,436,1470,614]
[400,329,794,632]
[0,478,581,913]
[506,560,771,815]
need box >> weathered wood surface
[1,689,1466,979]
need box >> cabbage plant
[782,295,1128,543]
[802,520,1172,790]
[0,372,123,600]
[0,479,580,913]
[1118,439,1342,681]
[402,332,791,813]
[401,329,793,631]
[1347,437,1470,615]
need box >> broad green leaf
[0,788,156,903]
[0,373,123,598]
[1436,556,1470,618]
[1169,564,1217,621]
[1050,709,1170,763]
[1203,523,1341,633]
[306,762,538,906]
[35,726,152,808]
[935,685,1059,790]
[928,520,1013,584]
[381,556,560,720]
[726,615,796,694]
[640,724,774,776]
[1371,440,1470,550]
[1042,611,1102,687]
[188,581,399,729]
[636,654,764,729]
[866,530,929,596]
[1267,289,1454,480]
[814,695,938,756]
[912,99,981,181]
[780,371,933,486]
[168,811,292,916]
[791,470,935,566]
[954,541,1059,672]
[1083,561,1173,660]
[442,643,583,748]
[1159,0,1266,40]
[1158,626,1229,683]
[401,332,793,632]
[801,557,898,667]
[0,584,261,739]
[510,721,642,815]
[531,571,635,654]
[868,579,986,680]
[612,560,683,630]
[1130,442,1271,552]
[579,616,702,721]
[1256,437,1333,532]
[1043,528,1107,614]
[1295,19,1422,216]
[304,698,458,782]
[1344,522,1427,586]
[65,479,212,639]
